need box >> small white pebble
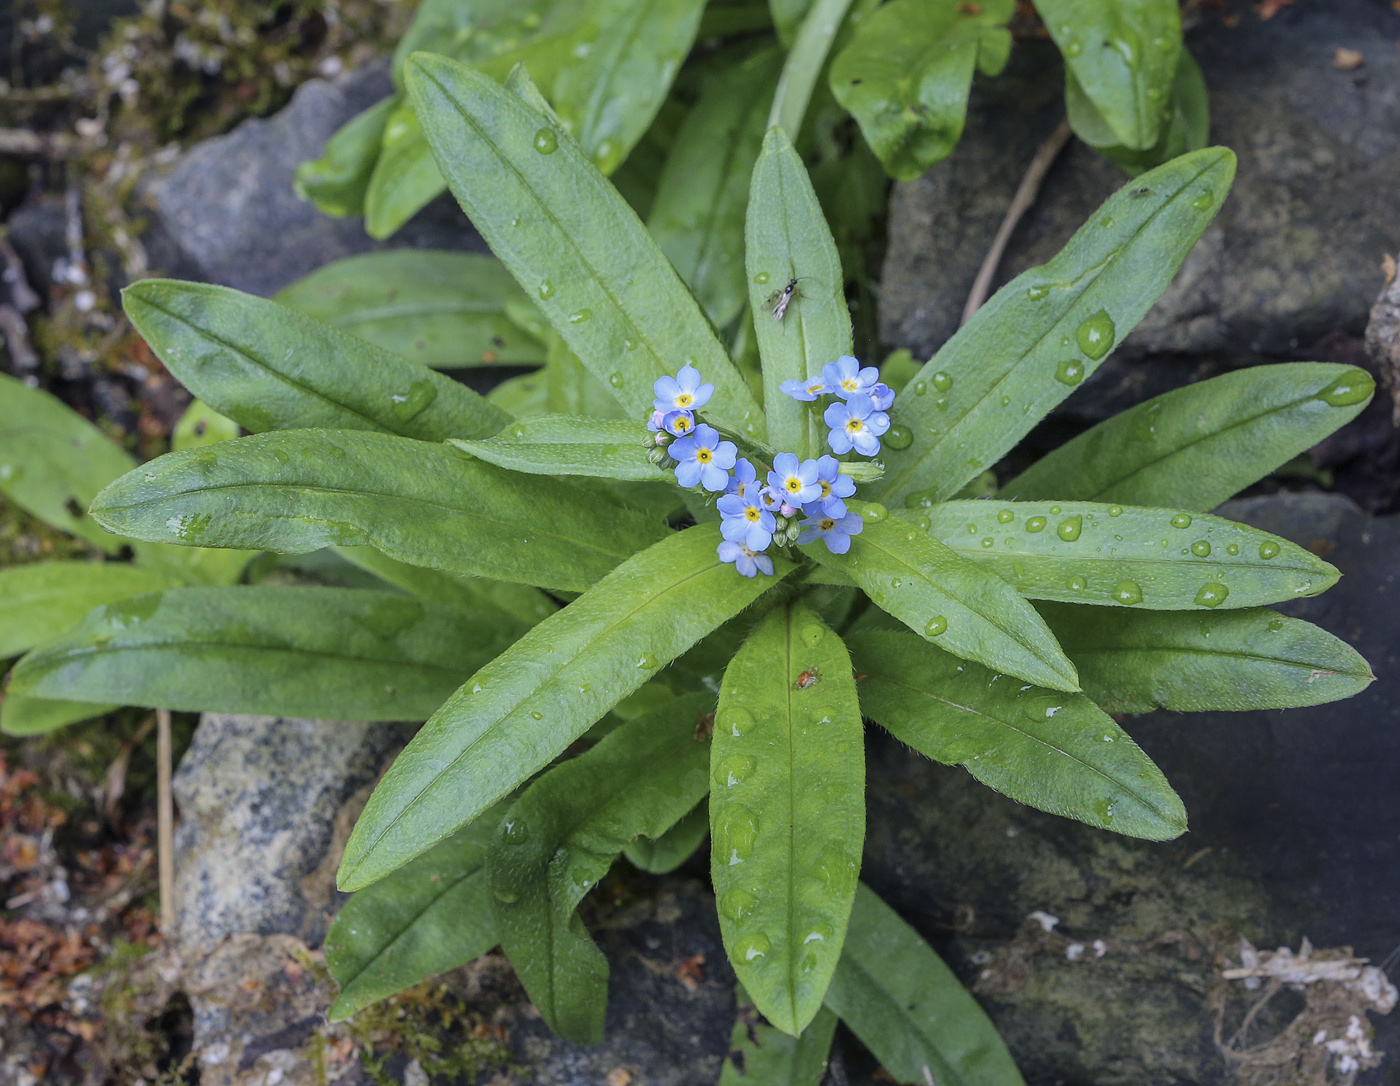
[1312,1029,1328,1045]
[1065,942,1085,961]
[1027,910,1059,932]
[1093,939,1107,958]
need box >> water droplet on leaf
[1170,513,1192,529]
[533,127,558,154]
[1025,516,1047,533]
[1259,540,1280,559]
[1195,582,1229,608]
[1112,581,1144,605]
[1054,359,1085,386]
[1076,310,1116,360]
[924,615,948,637]
[1057,515,1082,542]
[1191,540,1212,557]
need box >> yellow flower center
[819,480,832,498]
[785,477,802,493]
[676,393,693,407]
[846,419,863,433]
[696,448,712,464]
[820,518,836,531]
[674,417,691,432]
[842,378,859,391]
[745,508,761,522]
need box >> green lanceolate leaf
[293,95,396,218]
[648,50,782,328]
[1068,49,1208,176]
[406,54,765,439]
[877,148,1236,507]
[1039,603,1375,713]
[848,630,1186,839]
[450,415,658,481]
[1035,0,1182,151]
[624,800,709,874]
[0,561,172,659]
[1002,364,1375,511]
[276,251,547,369]
[1,696,113,737]
[364,103,446,240]
[830,0,1013,181]
[552,0,707,176]
[770,0,857,139]
[124,280,506,442]
[89,430,666,593]
[825,884,1027,1086]
[919,501,1336,611]
[815,510,1079,692]
[711,602,863,1036]
[747,127,852,461]
[390,0,548,87]
[491,692,714,1043]
[339,526,789,890]
[719,992,837,1086]
[326,804,506,1020]
[337,547,557,627]
[771,0,815,46]
[6,586,521,721]
[0,372,137,551]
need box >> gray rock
[856,492,1400,1084]
[880,0,1400,362]
[141,61,483,298]
[172,712,403,954]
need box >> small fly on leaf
[766,277,804,321]
[794,668,820,690]
[1131,186,1151,198]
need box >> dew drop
[1317,369,1373,407]
[931,371,954,392]
[593,139,615,166]
[719,888,758,921]
[623,337,637,351]
[501,817,530,844]
[1226,543,1240,556]
[1057,515,1083,542]
[1267,617,1285,632]
[492,885,520,904]
[734,932,772,963]
[981,537,994,548]
[1195,582,1229,608]
[716,805,760,864]
[1112,581,1143,605]
[934,395,949,411]
[389,380,438,423]
[726,708,754,737]
[916,515,931,530]
[804,922,832,944]
[891,577,902,588]
[530,711,542,720]
[568,308,593,323]
[1075,310,1116,360]
[533,127,558,154]
[717,755,756,788]
[924,615,948,637]
[1054,359,1085,386]
[1191,540,1212,557]
[1000,395,1012,407]
[1108,505,1123,517]
[1025,515,1047,533]
[537,280,555,300]
[608,372,624,388]
[636,651,658,669]
[1067,575,1087,592]
[997,509,1015,523]
[912,380,928,396]
[1170,513,1192,529]
[1028,284,1051,300]
[864,503,888,523]
[1191,188,1214,211]
[1259,540,1280,560]
[1065,37,1083,56]
[884,423,913,450]
[754,272,770,284]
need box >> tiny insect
[766,277,805,321]
[794,668,820,690]
[1131,186,1151,198]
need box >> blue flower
[718,491,775,551]
[822,355,880,401]
[718,539,774,578]
[653,364,714,413]
[801,455,856,518]
[661,409,695,437]
[757,485,784,513]
[668,423,736,491]
[779,376,830,402]
[867,382,895,411]
[824,393,890,456]
[726,458,758,498]
[767,452,822,505]
[798,510,864,554]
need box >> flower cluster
[646,359,897,577]
[779,355,893,456]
